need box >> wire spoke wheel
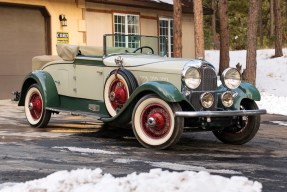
[24,84,51,128]
[141,104,171,139]
[104,69,138,117]
[109,79,128,111]
[132,94,183,149]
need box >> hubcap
[29,92,43,121]
[141,104,171,139]
[109,79,128,110]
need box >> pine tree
[173,0,182,57]
[274,0,283,57]
[194,0,205,58]
[218,0,229,74]
[244,0,260,85]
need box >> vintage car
[17,34,266,149]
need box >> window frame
[159,17,174,57]
[113,13,140,48]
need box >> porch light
[59,14,67,27]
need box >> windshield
[103,34,167,56]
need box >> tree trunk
[218,0,230,75]
[193,0,205,58]
[211,0,220,49]
[173,0,182,58]
[258,0,263,47]
[245,0,260,85]
[270,0,274,36]
[274,0,283,57]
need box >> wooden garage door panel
[0,5,47,99]
[0,6,46,75]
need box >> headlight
[182,67,201,89]
[221,68,241,89]
[221,91,233,107]
[200,92,214,108]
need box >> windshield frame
[103,34,167,57]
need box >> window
[114,14,140,48]
[159,18,174,57]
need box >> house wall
[0,0,85,55]
[0,0,195,57]
[85,2,195,58]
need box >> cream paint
[75,65,104,100]
[44,64,76,97]
[43,56,184,100]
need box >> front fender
[102,81,186,123]
[218,81,261,110]
[18,71,60,108]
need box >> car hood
[103,54,203,74]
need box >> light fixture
[59,14,67,27]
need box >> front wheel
[213,99,261,145]
[132,94,183,149]
[24,84,51,128]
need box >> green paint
[59,96,110,117]
[74,57,105,66]
[18,71,60,108]
[217,81,261,110]
[102,81,186,123]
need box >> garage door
[0,4,48,99]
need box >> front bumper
[175,109,267,118]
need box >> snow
[0,169,262,192]
[1,48,286,192]
[205,49,287,116]
[151,0,173,5]
[53,146,125,155]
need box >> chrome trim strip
[76,56,103,61]
[175,109,267,117]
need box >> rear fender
[18,71,60,108]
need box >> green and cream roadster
[17,34,266,149]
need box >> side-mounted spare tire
[104,68,138,117]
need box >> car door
[74,63,104,101]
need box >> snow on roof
[151,0,173,4]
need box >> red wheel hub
[109,79,128,110]
[141,104,171,139]
[28,92,43,120]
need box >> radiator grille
[188,64,217,111]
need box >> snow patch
[0,168,262,192]
[114,158,241,175]
[270,121,287,126]
[151,0,173,4]
[53,146,125,155]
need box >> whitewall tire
[104,69,138,117]
[132,94,183,149]
[24,84,51,128]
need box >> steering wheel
[133,46,154,54]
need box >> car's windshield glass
[104,34,167,56]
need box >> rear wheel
[213,99,261,144]
[24,84,51,128]
[132,94,183,149]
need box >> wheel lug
[29,103,34,110]
[147,117,156,127]
[110,92,115,101]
